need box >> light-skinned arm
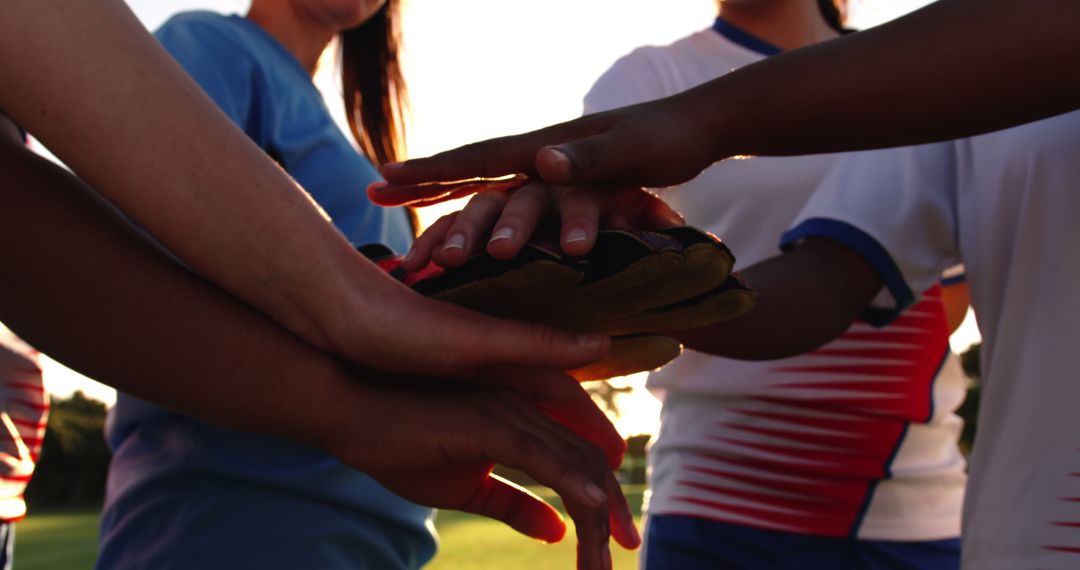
[0,117,637,567]
[0,0,607,378]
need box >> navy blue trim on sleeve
[712,18,783,56]
[780,217,914,327]
[940,273,967,286]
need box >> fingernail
[577,334,604,351]
[564,227,589,244]
[403,248,416,263]
[368,180,388,191]
[546,147,571,173]
[443,234,466,251]
[382,162,403,172]
[489,226,514,243]
[584,482,607,507]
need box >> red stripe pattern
[671,286,950,536]
[0,333,49,521]
[1041,451,1080,556]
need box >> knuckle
[512,431,547,459]
[571,139,602,171]
[526,322,561,349]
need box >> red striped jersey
[0,328,47,522]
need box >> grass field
[14,509,100,570]
[12,486,645,569]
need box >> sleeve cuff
[780,217,914,327]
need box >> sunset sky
[33,0,969,436]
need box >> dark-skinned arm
[376,0,1078,193]
[673,238,883,360]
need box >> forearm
[674,238,882,360]
[699,0,1080,158]
[0,126,349,448]
[0,0,386,351]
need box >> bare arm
[377,0,1079,190]
[674,238,883,360]
[0,120,637,565]
[0,0,607,377]
[941,281,971,334]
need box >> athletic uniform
[585,19,966,568]
[96,13,431,570]
[786,109,1080,570]
[0,328,48,570]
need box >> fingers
[460,474,568,544]
[604,472,641,550]
[607,187,685,230]
[486,182,552,260]
[492,367,625,468]
[432,190,509,267]
[536,128,631,186]
[491,367,626,467]
[482,393,616,570]
[368,175,527,208]
[375,293,610,375]
[403,212,456,271]
[380,135,542,185]
[558,187,601,258]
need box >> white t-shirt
[787,110,1080,568]
[586,23,966,540]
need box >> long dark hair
[340,2,407,167]
[818,0,849,33]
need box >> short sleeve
[941,264,966,286]
[780,142,961,326]
[154,14,257,131]
[583,47,671,115]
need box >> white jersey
[788,110,1080,568]
[586,21,966,540]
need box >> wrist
[681,73,746,162]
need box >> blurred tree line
[25,391,110,509]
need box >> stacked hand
[323,365,640,570]
[368,92,721,257]
[361,179,755,382]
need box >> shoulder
[155,12,257,63]
[584,45,674,113]
[584,29,730,113]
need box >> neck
[247,1,335,76]
[717,0,838,51]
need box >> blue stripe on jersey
[850,348,948,537]
[712,18,783,56]
[850,421,910,538]
[780,217,915,326]
[941,273,967,286]
[926,347,951,423]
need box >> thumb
[438,304,611,374]
[463,474,568,543]
[536,131,627,186]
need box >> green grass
[12,486,644,569]
[14,509,100,570]
[428,485,644,569]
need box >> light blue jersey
[97,13,433,570]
